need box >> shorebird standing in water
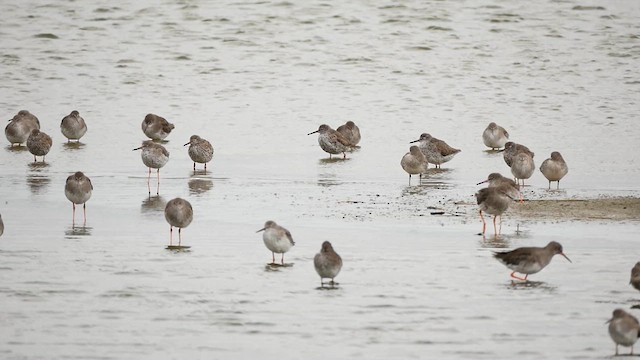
[26,129,52,163]
[493,241,572,281]
[133,141,169,195]
[64,171,93,226]
[510,152,535,187]
[540,151,568,189]
[400,145,428,185]
[164,198,193,247]
[607,308,640,356]
[336,121,361,146]
[482,122,509,150]
[184,135,214,171]
[142,113,174,141]
[631,262,640,292]
[475,184,514,236]
[256,220,295,265]
[60,110,87,142]
[314,241,343,286]
[410,133,460,168]
[5,110,40,146]
[503,141,534,168]
[308,124,356,159]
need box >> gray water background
[1,0,639,358]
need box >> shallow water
[1,0,639,359]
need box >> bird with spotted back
[26,129,52,163]
[133,140,169,195]
[5,110,40,146]
[493,241,571,281]
[540,151,568,189]
[482,122,509,150]
[336,121,361,146]
[184,135,214,172]
[409,133,460,168]
[314,241,342,287]
[164,198,193,247]
[607,308,640,356]
[60,110,87,142]
[308,124,356,159]
[142,113,174,141]
[256,220,295,265]
[64,171,93,226]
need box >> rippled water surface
[1,0,639,359]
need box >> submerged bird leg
[510,272,528,281]
[204,163,207,172]
[479,210,486,234]
[272,252,275,264]
[493,215,498,235]
[156,169,160,195]
[408,174,411,185]
[281,253,285,265]
[169,226,173,246]
[556,181,560,190]
[193,162,196,171]
[178,228,182,246]
[342,152,346,159]
[72,203,76,225]
[83,203,87,225]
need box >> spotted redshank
[133,140,169,195]
[511,152,535,187]
[308,124,355,159]
[314,241,343,286]
[482,122,509,150]
[5,110,40,146]
[503,141,534,168]
[142,113,174,141]
[64,171,93,226]
[26,129,52,163]
[409,133,460,168]
[493,241,571,281]
[256,220,295,265]
[336,121,361,146]
[607,308,640,356]
[60,110,87,142]
[184,135,214,171]
[165,198,193,247]
[631,262,640,292]
[475,185,514,236]
[540,151,568,189]
[401,145,428,184]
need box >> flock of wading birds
[2,110,640,354]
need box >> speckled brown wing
[433,138,460,156]
[334,130,354,147]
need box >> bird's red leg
[479,210,486,234]
[72,203,76,226]
[510,272,528,281]
[156,169,160,195]
[493,216,498,236]
[281,253,284,265]
[147,168,151,194]
[83,203,87,225]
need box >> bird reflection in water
[27,162,51,194]
[188,177,213,195]
[62,141,86,151]
[65,225,92,238]
[140,195,166,214]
